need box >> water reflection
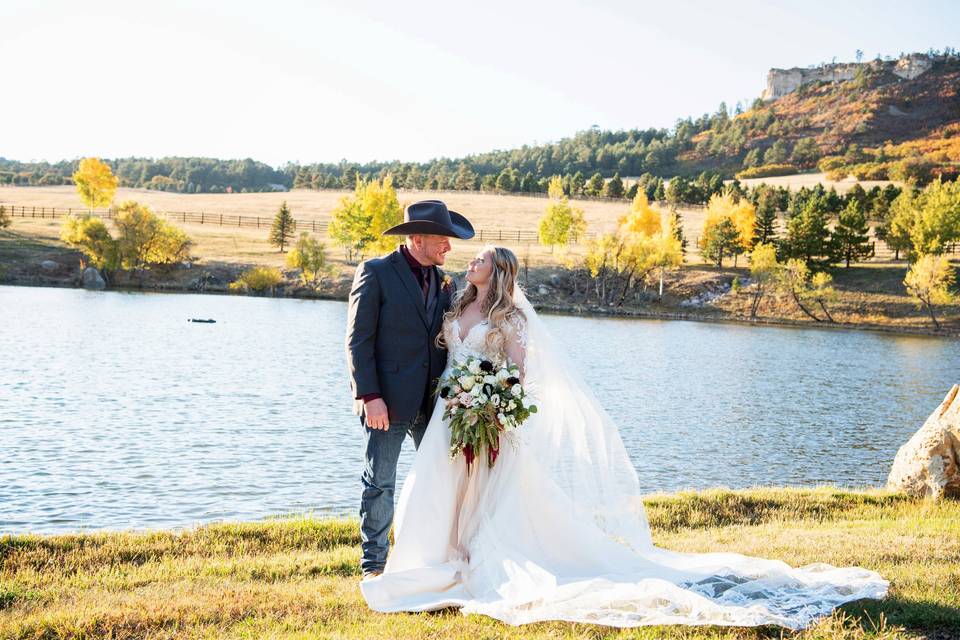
[1,285,957,534]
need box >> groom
[345,199,474,577]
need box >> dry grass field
[736,172,895,194]
[3,185,956,334]
[1,488,957,640]
[0,185,710,270]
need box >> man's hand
[364,398,390,430]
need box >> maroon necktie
[420,267,430,302]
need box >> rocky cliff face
[762,54,933,101]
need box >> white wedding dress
[360,288,888,629]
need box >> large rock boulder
[81,267,106,291]
[887,385,960,499]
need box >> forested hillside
[2,51,957,195]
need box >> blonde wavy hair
[441,246,525,358]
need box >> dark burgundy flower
[439,386,451,399]
[488,441,499,467]
[479,360,494,373]
[506,376,520,386]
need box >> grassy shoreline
[2,204,959,338]
[3,274,958,341]
[2,487,958,639]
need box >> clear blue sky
[2,0,956,166]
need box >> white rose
[497,412,507,424]
[471,384,482,396]
[511,383,523,396]
[483,374,497,386]
[491,394,500,406]
[459,376,475,391]
[467,360,481,374]
[496,369,510,383]
[473,396,484,408]
[507,400,516,411]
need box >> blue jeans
[359,411,427,573]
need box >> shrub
[889,157,935,185]
[60,214,119,270]
[229,266,285,294]
[735,164,797,180]
[113,201,191,271]
[817,156,846,173]
[286,232,337,286]
[849,162,889,180]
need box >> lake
[2,285,957,535]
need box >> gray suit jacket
[345,248,455,424]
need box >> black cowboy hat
[382,200,475,239]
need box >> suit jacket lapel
[428,266,446,335]
[389,251,429,328]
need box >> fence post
[201,212,204,224]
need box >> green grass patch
[1,488,957,639]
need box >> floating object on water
[188,318,217,323]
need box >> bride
[360,246,887,629]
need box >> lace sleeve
[506,315,528,376]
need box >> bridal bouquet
[437,355,537,471]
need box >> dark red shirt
[359,245,430,404]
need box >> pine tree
[702,217,742,267]
[585,172,604,196]
[762,139,790,165]
[781,199,834,269]
[742,148,761,168]
[453,163,477,190]
[667,209,687,255]
[270,201,296,253]
[653,179,666,201]
[832,199,873,267]
[753,189,778,246]
[495,169,515,192]
[603,173,625,198]
[570,171,585,195]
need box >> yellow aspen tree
[904,254,956,330]
[73,157,119,211]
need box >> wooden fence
[3,204,559,244]
[8,202,956,256]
